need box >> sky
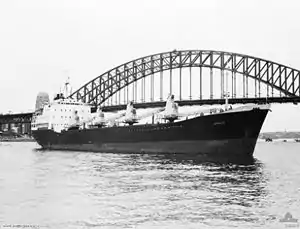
[0,0,300,131]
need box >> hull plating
[32,107,269,156]
[38,139,257,156]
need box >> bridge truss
[69,50,300,109]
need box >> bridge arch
[70,50,300,107]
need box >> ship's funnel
[35,92,50,111]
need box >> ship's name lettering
[213,121,225,126]
[128,125,183,132]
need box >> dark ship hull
[32,106,269,156]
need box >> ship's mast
[163,94,179,122]
[124,101,138,125]
[62,77,72,98]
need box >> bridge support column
[24,123,31,136]
[221,69,224,99]
[199,67,202,100]
[179,67,182,100]
[210,68,213,99]
[19,123,23,134]
[160,70,163,101]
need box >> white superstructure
[31,79,92,133]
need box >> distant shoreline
[259,131,300,140]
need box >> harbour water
[0,142,299,229]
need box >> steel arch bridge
[69,50,300,111]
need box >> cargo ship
[31,79,270,156]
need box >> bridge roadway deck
[100,96,300,112]
[0,112,33,123]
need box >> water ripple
[0,142,299,228]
